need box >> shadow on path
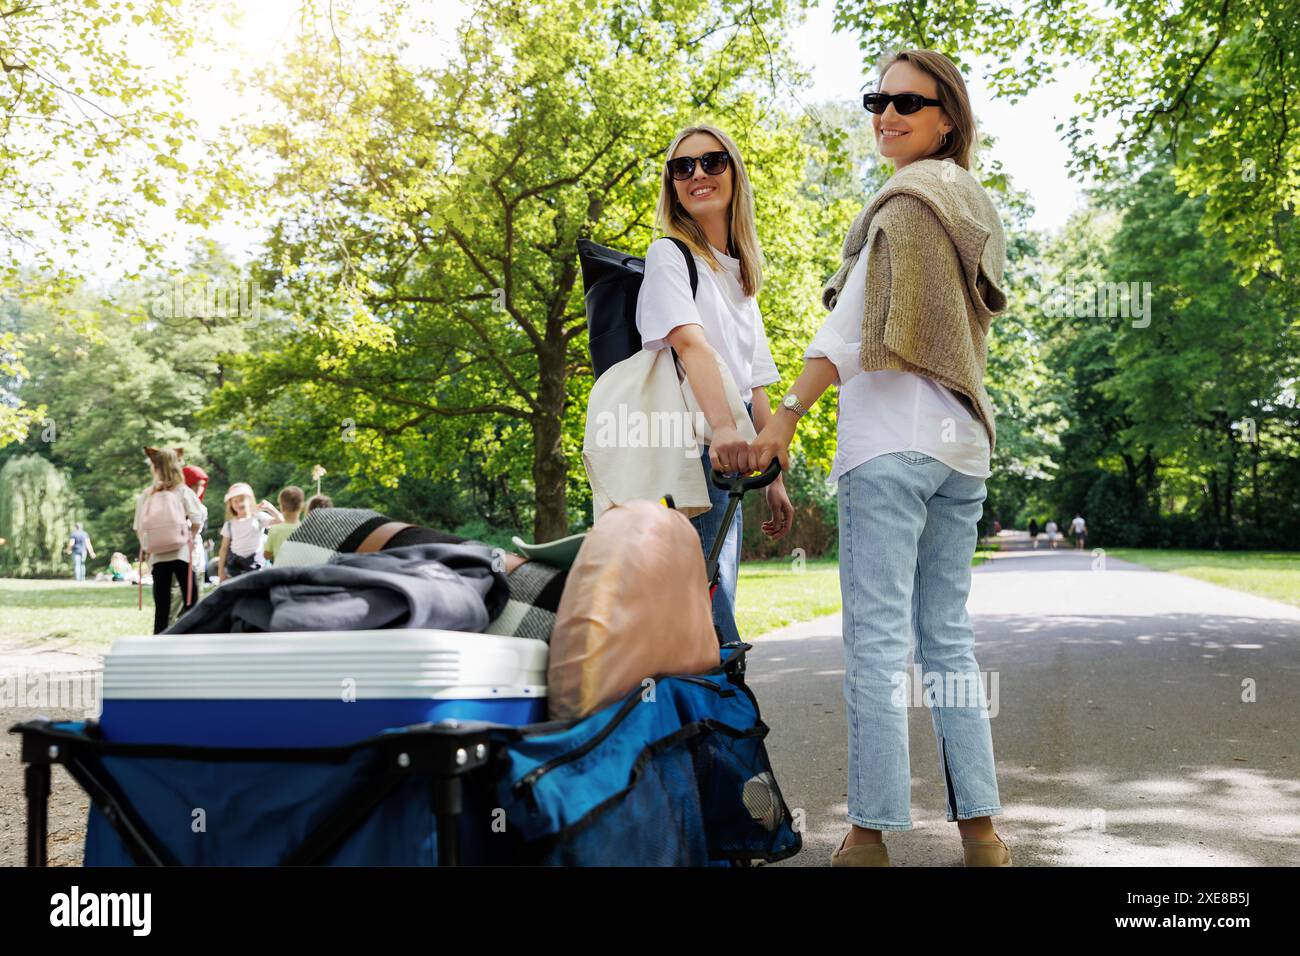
[753,568,1300,866]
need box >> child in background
[218,482,279,583]
[109,551,136,583]
[263,485,305,565]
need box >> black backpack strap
[662,238,698,374]
[665,237,698,298]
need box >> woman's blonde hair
[653,124,763,297]
[874,49,978,170]
[144,446,183,491]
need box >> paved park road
[751,539,1300,866]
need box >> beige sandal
[830,832,890,867]
[961,833,1012,866]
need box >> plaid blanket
[482,559,566,644]
[273,509,461,566]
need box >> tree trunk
[530,341,569,541]
[1141,447,1159,510]
[1252,426,1261,533]
[1225,420,1237,531]
[1206,469,1222,548]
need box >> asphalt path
[752,540,1300,866]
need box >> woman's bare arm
[665,324,749,473]
[746,356,838,472]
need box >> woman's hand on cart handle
[748,421,792,473]
[708,424,751,474]
[710,457,782,491]
[746,357,837,474]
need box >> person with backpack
[134,446,205,633]
[632,123,793,646]
[745,51,1011,866]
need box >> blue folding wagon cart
[13,466,802,866]
[14,642,799,866]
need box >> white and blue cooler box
[98,630,548,747]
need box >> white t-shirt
[1071,517,1086,533]
[805,249,992,484]
[222,514,269,558]
[635,237,780,397]
[190,511,208,568]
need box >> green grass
[1106,549,1300,608]
[735,557,843,637]
[735,546,997,637]
[0,578,157,652]
[2,544,999,651]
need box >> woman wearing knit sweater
[749,50,1011,867]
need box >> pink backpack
[138,487,191,555]
[137,486,194,608]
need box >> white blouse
[805,250,992,484]
[635,237,780,396]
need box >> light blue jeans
[72,553,85,581]
[838,450,1002,829]
[688,401,754,645]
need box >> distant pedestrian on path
[1028,518,1039,549]
[1044,518,1059,549]
[65,523,96,581]
[1071,513,1087,550]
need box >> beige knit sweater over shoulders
[823,159,1008,453]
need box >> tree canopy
[1,0,1296,569]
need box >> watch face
[783,394,796,408]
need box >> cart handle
[710,458,782,493]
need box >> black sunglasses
[667,151,731,181]
[863,92,942,115]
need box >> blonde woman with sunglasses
[635,124,794,645]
